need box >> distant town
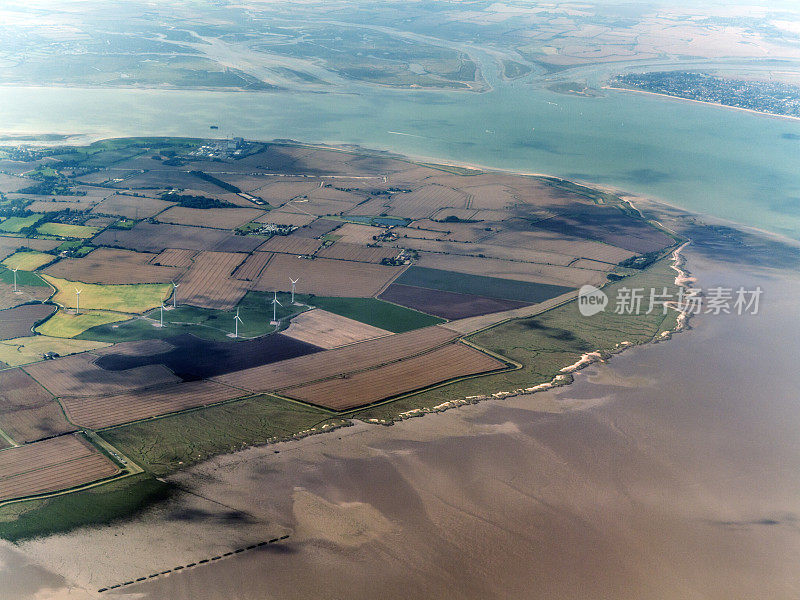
[612,71,800,118]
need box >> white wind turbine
[271,291,282,325]
[289,277,299,304]
[11,268,18,293]
[171,281,179,308]
[159,301,165,328]
[233,307,243,338]
[75,288,82,315]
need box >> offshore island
[0,137,685,557]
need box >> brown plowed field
[281,309,391,349]
[156,207,266,230]
[333,223,384,245]
[90,194,176,219]
[316,242,398,263]
[61,380,245,429]
[0,369,75,443]
[257,236,322,256]
[254,209,317,227]
[0,236,59,261]
[253,254,403,297]
[42,248,185,285]
[0,304,56,340]
[283,343,506,410]
[232,252,272,281]
[379,284,530,320]
[0,283,52,311]
[389,185,469,220]
[0,435,119,502]
[92,223,233,253]
[176,251,249,309]
[151,248,198,268]
[23,355,180,398]
[213,325,458,393]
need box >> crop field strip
[379,284,531,320]
[90,194,176,219]
[253,253,405,297]
[232,252,272,281]
[61,380,247,429]
[257,236,323,256]
[175,251,249,309]
[282,342,508,411]
[42,248,185,285]
[150,248,198,268]
[0,369,75,443]
[23,355,181,398]
[394,266,574,304]
[281,309,392,349]
[0,435,120,502]
[316,242,398,263]
[155,206,267,230]
[213,325,459,393]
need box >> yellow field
[0,336,109,367]
[42,275,171,314]
[36,223,100,239]
[36,309,130,338]
[1,251,53,272]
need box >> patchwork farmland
[0,137,680,508]
[0,435,119,502]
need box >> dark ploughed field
[0,304,56,340]
[379,283,530,320]
[94,333,322,381]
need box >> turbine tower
[75,288,82,315]
[290,277,299,304]
[159,302,165,328]
[233,307,243,338]
[271,291,282,325]
[171,281,179,308]
[11,268,18,293]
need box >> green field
[2,250,53,271]
[36,222,100,239]
[77,291,305,342]
[0,335,109,366]
[101,395,344,475]
[0,473,171,542]
[0,214,43,233]
[354,258,681,421]
[300,295,444,332]
[0,265,47,287]
[393,266,574,303]
[36,309,130,338]
[42,275,172,313]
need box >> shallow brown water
[3,251,800,599]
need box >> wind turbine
[11,268,18,293]
[159,302,165,327]
[75,288,82,315]
[233,307,243,338]
[271,291,282,325]
[171,281,179,308]
[290,278,299,304]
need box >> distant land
[611,71,800,119]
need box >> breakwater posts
[97,534,290,593]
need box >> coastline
[364,242,694,426]
[604,84,800,124]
